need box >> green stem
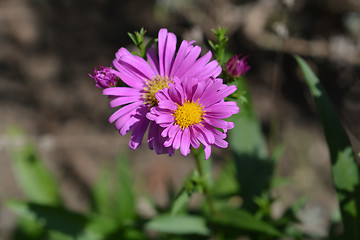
[193,150,216,216]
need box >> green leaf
[91,167,112,217]
[8,201,88,237]
[146,215,210,236]
[212,209,282,237]
[9,141,61,205]
[228,79,272,211]
[295,55,360,238]
[229,78,268,158]
[115,154,136,222]
[170,189,190,216]
[8,201,119,240]
[332,147,359,192]
[212,160,239,196]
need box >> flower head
[147,77,239,159]
[103,29,222,154]
[225,55,250,78]
[89,66,117,88]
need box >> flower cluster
[90,29,240,159]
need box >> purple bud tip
[89,66,117,89]
[225,55,250,78]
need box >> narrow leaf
[170,189,190,216]
[146,215,210,236]
[115,154,136,222]
[212,209,282,237]
[9,140,60,205]
[295,55,360,238]
[91,167,112,217]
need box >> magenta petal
[185,50,212,76]
[158,28,168,77]
[112,60,145,89]
[194,60,222,79]
[146,46,160,75]
[164,32,177,77]
[147,121,156,150]
[191,80,206,102]
[196,124,215,145]
[120,55,156,80]
[180,128,191,156]
[168,125,180,138]
[129,116,150,150]
[174,46,201,78]
[119,114,141,135]
[158,99,178,111]
[114,110,138,135]
[189,127,200,149]
[115,47,131,60]
[109,102,142,123]
[110,96,142,108]
[169,40,190,77]
[172,129,182,150]
[155,114,174,124]
[103,87,140,97]
[204,145,211,160]
[214,138,228,149]
[204,118,234,130]
[164,135,174,148]
[168,83,182,104]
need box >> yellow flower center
[173,100,205,129]
[143,75,172,107]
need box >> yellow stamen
[143,75,172,107]
[173,99,205,129]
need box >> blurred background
[0,0,359,239]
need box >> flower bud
[89,66,117,88]
[225,55,250,78]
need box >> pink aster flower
[103,28,222,155]
[147,77,239,159]
[225,55,250,78]
[89,66,117,88]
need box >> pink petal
[172,129,182,150]
[158,29,168,77]
[120,55,156,80]
[164,32,177,77]
[169,40,191,77]
[146,46,160,75]
[195,124,215,145]
[115,47,131,60]
[193,60,222,79]
[158,99,178,111]
[184,50,212,76]
[174,46,201,78]
[103,87,140,97]
[109,102,142,123]
[155,114,174,125]
[180,127,191,156]
[112,60,145,89]
[129,116,150,150]
[110,96,142,108]
[204,145,211,160]
[204,118,234,130]
[189,127,200,149]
